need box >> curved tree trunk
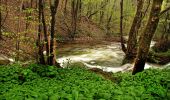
[132,0,163,75]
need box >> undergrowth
[0,64,170,100]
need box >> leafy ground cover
[0,63,170,100]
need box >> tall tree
[120,0,126,53]
[41,0,49,64]
[125,0,144,62]
[37,0,45,64]
[0,0,2,39]
[133,0,164,75]
[48,0,59,65]
[16,0,24,61]
[70,0,80,39]
[154,0,170,52]
[123,0,144,64]
[64,0,68,14]
[37,0,59,66]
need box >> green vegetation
[0,64,170,100]
[148,49,170,64]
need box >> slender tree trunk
[71,0,75,39]
[125,0,144,62]
[106,12,113,36]
[79,0,82,19]
[99,11,104,25]
[133,0,163,75]
[41,0,49,63]
[64,0,68,14]
[99,1,104,25]
[120,0,126,53]
[16,0,24,61]
[38,0,45,64]
[0,0,2,40]
[48,0,59,65]
[24,0,32,37]
[70,0,80,39]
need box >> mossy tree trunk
[153,0,170,52]
[132,0,163,75]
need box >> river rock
[148,50,170,65]
[0,55,10,65]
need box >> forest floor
[0,63,170,99]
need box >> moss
[148,49,170,64]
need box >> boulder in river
[0,55,10,65]
[148,50,170,65]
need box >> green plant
[0,64,170,100]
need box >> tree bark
[120,0,127,53]
[0,0,2,40]
[154,10,170,52]
[41,0,49,63]
[125,0,144,62]
[132,0,163,75]
[38,0,45,64]
[70,0,80,39]
[64,0,68,14]
[16,0,24,61]
[48,0,59,65]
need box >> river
[57,41,170,73]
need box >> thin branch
[160,6,170,16]
[88,2,108,19]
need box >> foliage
[113,68,170,100]
[0,64,170,100]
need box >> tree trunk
[38,0,45,64]
[153,0,170,52]
[132,0,163,75]
[64,0,68,14]
[41,0,49,63]
[70,0,80,39]
[125,0,144,62]
[16,0,24,61]
[48,0,59,65]
[120,0,127,53]
[0,0,2,40]
[106,11,113,36]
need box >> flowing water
[57,41,169,73]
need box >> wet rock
[90,61,96,64]
[148,50,170,65]
[0,55,10,65]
